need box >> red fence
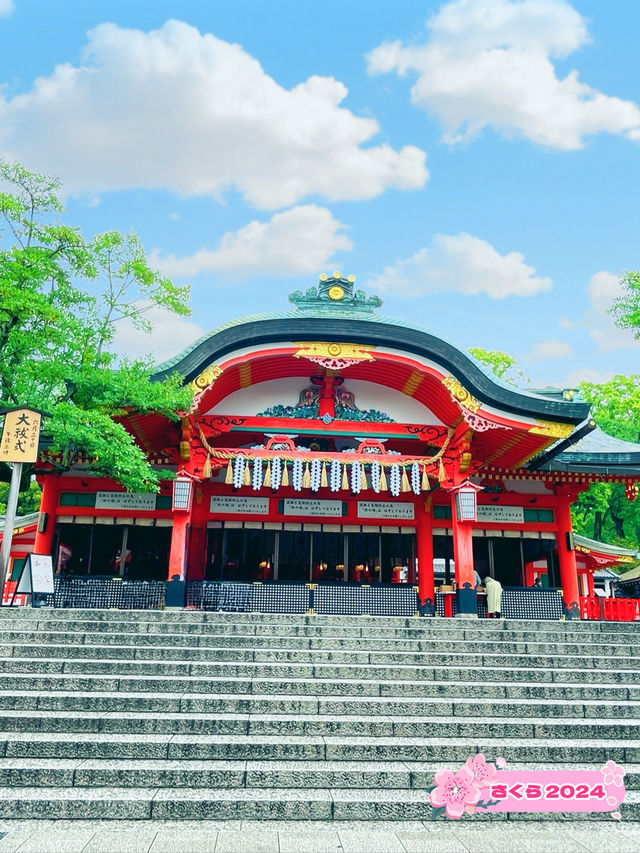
[580,596,640,621]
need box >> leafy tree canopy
[469,346,640,550]
[0,160,193,494]
[611,271,640,338]
[467,347,528,388]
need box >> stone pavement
[1,820,640,853]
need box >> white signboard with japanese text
[357,501,415,520]
[95,492,157,511]
[282,498,344,517]
[477,505,525,524]
[210,496,270,515]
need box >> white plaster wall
[208,377,442,424]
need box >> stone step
[2,609,637,632]
[1,656,638,684]
[1,672,636,701]
[0,688,634,718]
[1,614,639,643]
[1,732,637,762]
[0,709,638,740]
[2,629,637,658]
[1,757,640,791]
[0,783,635,820]
[5,643,638,672]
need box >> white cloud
[366,0,640,150]
[0,20,428,209]
[528,339,573,360]
[0,0,14,17]
[113,305,205,365]
[367,232,551,299]
[586,271,640,352]
[558,317,576,329]
[565,368,614,386]
[154,205,352,280]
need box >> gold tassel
[282,462,289,487]
[302,462,311,489]
[320,461,328,488]
[341,464,349,491]
[225,459,233,484]
[243,463,251,486]
[203,454,211,479]
[401,465,411,492]
[264,460,271,489]
[421,465,430,491]
[361,465,368,491]
[380,466,388,492]
[438,458,446,483]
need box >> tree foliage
[467,347,528,387]
[468,346,640,549]
[610,271,640,338]
[0,160,193,494]
[571,376,640,548]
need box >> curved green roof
[152,276,590,424]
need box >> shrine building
[29,274,640,619]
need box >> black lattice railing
[45,577,166,610]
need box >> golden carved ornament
[293,342,375,361]
[442,375,481,413]
[529,420,575,439]
[191,364,223,392]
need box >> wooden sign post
[0,407,44,605]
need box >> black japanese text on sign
[0,409,42,464]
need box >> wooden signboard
[0,409,42,464]
[14,554,55,599]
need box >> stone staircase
[0,607,637,821]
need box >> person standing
[484,576,503,618]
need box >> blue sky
[1,0,639,388]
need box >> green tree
[468,347,528,387]
[572,375,640,548]
[0,479,41,516]
[0,160,193,496]
[468,345,640,549]
[611,271,640,338]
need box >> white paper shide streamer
[233,456,246,489]
[310,458,322,492]
[370,460,381,494]
[271,457,282,491]
[350,461,362,494]
[252,458,263,491]
[292,458,304,492]
[329,459,342,492]
[411,462,421,496]
[389,464,401,498]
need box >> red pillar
[450,490,477,617]
[167,513,190,582]
[555,487,581,619]
[416,502,435,615]
[32,473,60,557]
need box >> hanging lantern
[452,480,484,522]
[172,473,194,512]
